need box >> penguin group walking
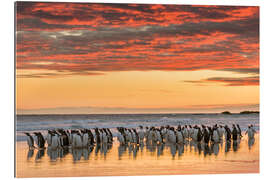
[24,128,114,150]
[115,123,255,146]
[24,124,257,160]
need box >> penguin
[50,132,60,149]
[117,128,125,145]
[156,129,163,144]
[138,126,145,144]
[82,129,89,147]
[183,125,189,139]
[160,126,167,143]
[145,126,150,142]
[33,132,45,149]
[58,129,69,147]
[24,132,35,149]
[102,128,108,144]
[224,125,232,141]
[232,124,238,141]
[189,125,194,139]
[197,127,203,142]
[132,128,139,144]
[217,125,225,141]
[147,127,154,143]
[46,130,52,146]
[106,128,113,143]
[168,127,176,144]
[151,127,158,143]
[99,129,104,143]
[86,129,95,145]
[73,131,83,148]
[164,125,170,143]
[176,127,184,144]
[122,128,127,143]
[236,124,242,138]
[192,126,198,141]
[245,125,255,139]
[126,129,132,143]
[94,128,101,144]
[203,127,210,144]
[212,127,220,143]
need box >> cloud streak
[184,76,259,86]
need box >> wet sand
[16,134,259,178]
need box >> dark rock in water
[221,111,231,115]
[240,111,259,114]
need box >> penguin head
[24,132,30,136]
[33,132,38,136]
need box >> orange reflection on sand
[16,134,259,177]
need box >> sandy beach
[15,133,259,178]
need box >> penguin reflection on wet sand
[35,149,45,161]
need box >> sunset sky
[15,2,259,114]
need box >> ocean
[16,113,259,142]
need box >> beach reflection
[26,137,255,162]
[18,134,259,178]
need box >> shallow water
[16,134,259,178]
[16,113,259,141]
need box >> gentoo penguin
[189,125,194,139]
[138,126,145,144]
[197,127,203,142]
[192,126,198,141]
[164,125,170,143]
[58,129,69,147]
[117,127,125,145]
[245,125,255,139]
[203,127,210,144]
[126,129,133,143]
[154,128,162,144]
[33,132,45,149]
[217,125,225,141]
[145,126,150,142]
[176,127,184,144]
[82,129,89,147]
[160,126,167,143]
[24,132,35,149]
[86,129,95,145]
[99,129,104,143]
[46,130,52,146]
[183,125,189,139]
[232,124,238,141]
[168,127,176,144]
[147,127,154,143]
[106,128,113,143]
[236,124,242,138]
[132,128,139,144]
[50,132,60,149]
[212,127,220,143]
[94,128,101,144]
[102,128,108,144]
[73,131,83,148]
[207,126,213,142]
[224,125,232,141]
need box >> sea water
[16,113,259,142]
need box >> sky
[15,2,259,114]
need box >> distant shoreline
[16,112,260,116]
